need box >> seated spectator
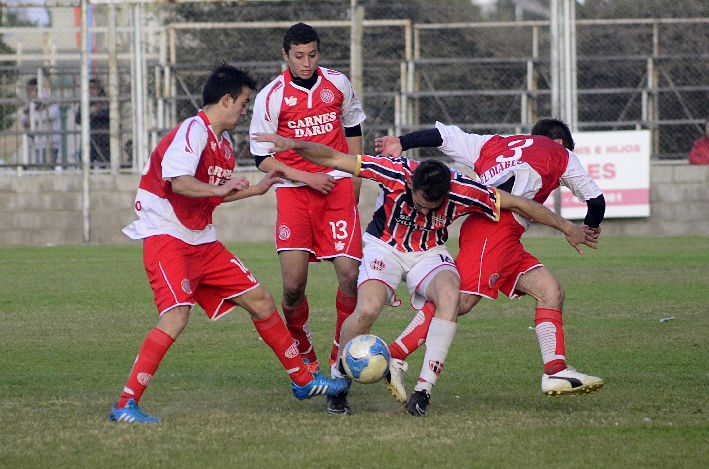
[21,77,62,167]
[688,119,709,165]
[76,78,110,165]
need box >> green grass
[0,237,708,468]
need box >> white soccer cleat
[384,358,409,403]
[541,366,604,397]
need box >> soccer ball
[341,334,391,384]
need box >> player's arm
[223,168,285,202]
[374,128,442,157]
[252,133,358,175]
[583,194,606,238]
[497,191,598,254]
[345,129,363,203]
[254,155,336,195]
[171,174,249,199]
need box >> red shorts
[143,235,260,320]
[456,211,543,299]
[275,178,363,261]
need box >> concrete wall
[1,162,708,246]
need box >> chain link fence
[0,2,707,174]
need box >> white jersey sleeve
[322,68,366,128]
[435,121,494,168]
[559,151,603,202]
[161,117,207,179]
[249,77,284,157]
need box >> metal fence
[0,2,707,176]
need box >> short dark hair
[411,159,451,202]
[27,77,38,87]
[201,62,256,107]
[531,118,575,151]
[283,22,320,54]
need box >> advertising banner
[544,130,651,219]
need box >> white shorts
[358,233,459,310]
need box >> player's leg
[406,268,461,416]
[111,236,196,423]
[515,266,603,396]
[330,255,360,365]
[278,249,319,369]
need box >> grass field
[1,236,708,468]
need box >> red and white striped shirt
[356,154,500,252]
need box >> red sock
[253,309,312,387]
[282,298,318,364]
[535,308,567,375]
[389,301,436,361]
[117,328,174,408]
[330,289,357,365]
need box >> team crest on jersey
[428,360,444,376]
[488,273,500,289]
[181,279,192,294]
[370,259,386,271]
[320,88,335,104]
[278,224,291,241]
[431,213,446,228]
[224,145,232,160]
[284,96,297,106]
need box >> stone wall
[0,162,707,246]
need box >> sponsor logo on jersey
[207,165,233,186]
[428,360,444,376]
[370,259,386,271]
[181,278,192,294]
[334,241,345,251]
[284,96,297,106]
[488,273,500,289]
[285,342,299,359]
[278,224,291,241]
[211,142,217,152]
[320,88,335,104]
[287,111,338,138]
[137,372,153,386]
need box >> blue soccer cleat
[110,398,160,423]
[292,374,351,400]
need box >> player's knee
[281,286,305,307]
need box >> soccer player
[374,119,606,410]
[252,131,598,416]
[110,63,349,423]
[249,23,366,415]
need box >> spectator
[76,78,110,165]
[688,119,709,165]
[20,77,62,167]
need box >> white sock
[413,318,457,394]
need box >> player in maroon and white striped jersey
[250,23,367,415]
[252,131,598,416]
[375,119,606,406]
[110,64,350,424]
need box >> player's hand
[219,176,250,197]
[374,136,403,157]
[565,224,599,254]
[251,169,286,195]
[583,224,602,240]
[305,172,336,194]
[252,133,294,154]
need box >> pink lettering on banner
[560,188,649,207]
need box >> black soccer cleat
[327,391,353,415]
[405,390,430,417]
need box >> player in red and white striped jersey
[110,64,349,424]
[250,23,366,415]
[252,131,598,416]
[375,119,606,406]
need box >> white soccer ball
[341,334,391,384]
